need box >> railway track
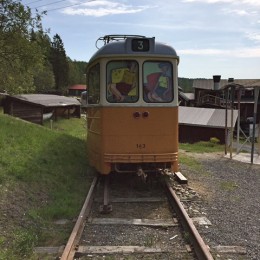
[59,171,214,260]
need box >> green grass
[179,152,203,172]
[220,181,239,191]
[179,140,224,173]
[43,116,87,139]
[0,113,94,259]
[179,140,224,153]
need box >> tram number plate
[132,39,149,52]
[136,144,146,149]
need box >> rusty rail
[164,179,214,260]
[60,175,99,260]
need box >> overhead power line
[24,0,43,5]
[34,0,69,9]
[25,0,96,12]
[42,0,96,12]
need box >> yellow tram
[86,35,179,175]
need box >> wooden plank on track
[88,218,177,227]
[94,197,167,203]
[175,171,188,184]
[112,197,167,203]
[77,246,167,254]
[34,246,64,254]
[213,246,247,254]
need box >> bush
[210,137,220,144]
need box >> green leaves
[0,0,45,94]
[0,1,84,95]
[50,33,69,93]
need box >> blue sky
[22,0,260,79]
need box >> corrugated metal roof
[13,94,81,107]
[193,79,260,90]
[229,79,260,87]
[179,106,238,128]
[193,79,227,90]
[180,92,194,100]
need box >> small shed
[179,92,195,106]
[179,106,238,144]
[68,85,87,97]
[3,94,81,125]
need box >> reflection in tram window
[87,63,100,104]
[106,60,138,103]
[143,61,173,103]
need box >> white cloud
[62,1,150,17]
[222,8,251,16]
[179,47,260,57]
[246,32,260,42]
[183,0,260,6]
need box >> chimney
[213,75,221,90]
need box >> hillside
[0,113,94,259]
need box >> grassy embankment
[0,111,94,259]
[0,108,224,259]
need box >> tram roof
[88,37,179,63]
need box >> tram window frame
[106,60,139,103]
[143,61,174,103]
[87,63,100,105]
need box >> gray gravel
[180,152,260,260]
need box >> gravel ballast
[180,151,260,260]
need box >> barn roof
[193,79,260,90]
[179,92,194,101]
[12,94,80,107]
[179,106,238,128]
[68,85,87,90]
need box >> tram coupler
[99,175,112,214]
[136,166,147,182]
[158,168,174,176]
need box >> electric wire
[43,0,96,12]
[25,0,96,12]
[33,0,70,9]
[24,0,45,5]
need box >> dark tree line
[0,0,87,95]
[178,77,194,93]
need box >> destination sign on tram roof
[131,39,150,52]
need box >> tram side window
[87,63,100,104]
[143,61,173,103]
[106,60,138,103]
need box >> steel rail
[60,175,99,260]
[164,179,214,260]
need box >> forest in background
[0,0,87,95]
[0,0,194,95]
[178,78,194,93]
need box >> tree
[68,59,87,86]
[34,61,55,93]
[0,0,45,94]
[178,77,194,93]
[49,34,69,93]
[30,30,55,93]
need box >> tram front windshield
[106,60,174,103]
